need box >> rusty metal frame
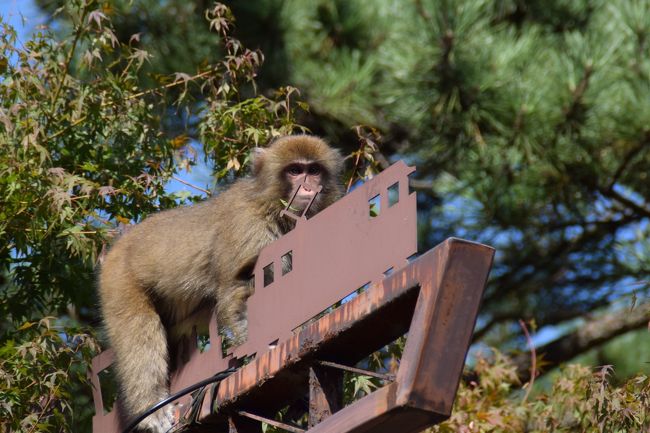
[89,161,494,433]
[204,238,493,433]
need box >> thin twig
[27,358,73,433]
[126,69,214,101]
[346,150,363,193]
[48,115,88,140]
[24,228,117,234]
[519,319,536,403]
[118,55,135,81]
[70,230,118,234]
[414,0,432,20]
[171,175,212,196]
[606,141,647,191]
[27,386,58,433]
[49,4,89,113]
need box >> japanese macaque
[98,135,343,432]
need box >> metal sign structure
[89,161,494,433]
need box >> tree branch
[513,305,650,379]
[606,139,649,191]
[486,214,630,306]
[599,187,650,219]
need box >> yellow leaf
[171,135,190,149]
[17,321,35,331]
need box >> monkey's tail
[121,367,236,433]
[99,252,171,420]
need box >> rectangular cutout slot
[281,251,293,275]
[368,194,381,218]
[263,263,274,287]
[197,332,211,353]
[355,281,371,295]
[388,182,399,207]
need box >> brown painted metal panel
[165,161,417,399]
[169,311,229,395]
[239,161,417,359]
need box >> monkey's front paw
[231,319,248,345]
[138,406,175,433]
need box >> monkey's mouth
[282,188,321,220]
[293,193,314,207]
[289,182,320,210]
[285,197,311,215]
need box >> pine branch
[598,187,650,219]
[606,138,649,191]
[486,215,633,306]
[562,65,592,124]
[414,0,432,21]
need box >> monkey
[98,135,344,433]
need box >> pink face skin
[284,162,323,211]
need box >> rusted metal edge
[196,238,494,433]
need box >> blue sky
[0,0,44,40]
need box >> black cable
[122,367,237,433]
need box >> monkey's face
[283,162,325,213]
[254,135,343,219]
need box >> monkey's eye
[286,164,304,176]
[307,165,322,176]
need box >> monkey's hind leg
[101,270,174,433]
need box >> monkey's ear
[250,147,267,175]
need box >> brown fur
[98,135,343,432]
